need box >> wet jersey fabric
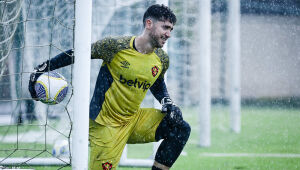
[90,36,169,126]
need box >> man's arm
[150,78,183,126]
[91,37,119,63]
[29,37,111,100]
[36,49,74,72]
[150,78,170,103]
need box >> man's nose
[165,30,171,38]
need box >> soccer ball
[35,71,68,105]
[52,139,69,157]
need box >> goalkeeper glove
[28,62,48,100]
[28,49,74,100]
[161,97,183,126]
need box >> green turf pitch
[120,106,300,170]
[1,106,299,170]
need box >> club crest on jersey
[102,162,112,170]
[152,66,159,77]
[120,61,130,68]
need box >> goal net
[0,0,74,168]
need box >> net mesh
[0,0,74,168]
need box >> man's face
[149,20,174,48]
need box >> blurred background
[0,0,299,169]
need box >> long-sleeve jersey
[90,36,169,126]
[39,36,170,126]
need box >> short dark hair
[143,4,177,27]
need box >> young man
[29,4,190,170]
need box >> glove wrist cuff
[161,97,172,105]
[35,62,48,72]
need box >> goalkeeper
[29,4,190,170]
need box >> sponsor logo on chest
[119,75,151,92]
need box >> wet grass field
[121,106,300,170]
[1,106,299,170]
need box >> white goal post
[72,0,92,169]
[198,0,212,147]
[227,0,241,134]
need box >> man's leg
[127,108,191,170]
[153,114,191,169]
[89,119,131,170]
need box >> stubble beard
[149,31,163,48]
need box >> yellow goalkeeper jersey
[90,36,169,126]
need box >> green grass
[120,106,300,170]
[1,106,300,169]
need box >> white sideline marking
[0,115,12,125]
[199,153,300,158]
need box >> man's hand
[161,97,183,126]
[28,62,48,100]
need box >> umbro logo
[120,61,130,68]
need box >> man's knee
[177,120,191,144]
[155,116,191,143]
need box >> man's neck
[134,34,155,54]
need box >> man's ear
[145,18,154,29]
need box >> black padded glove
[28,49,74,100]
[161,97,183,126]
[28,62,48,100]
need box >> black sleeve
[40,49,74,71]
[150,78,170,103]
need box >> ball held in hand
[34,71,68,105]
